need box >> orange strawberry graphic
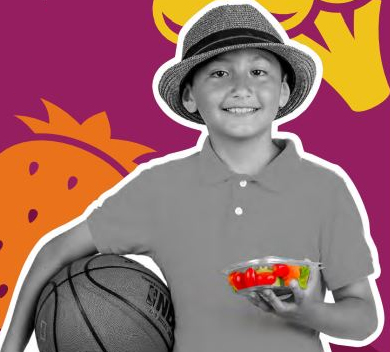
[0,99,154,327]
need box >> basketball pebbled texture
[34,254,175,352]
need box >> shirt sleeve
[86,168,155,256]
[320,175,374,291]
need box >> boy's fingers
[262,289,286,312]
[257,292,274,312]
[289,280,304,304]
[248,292,272,312]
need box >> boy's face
[182,48,290,141]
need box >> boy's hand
[247,276,378,340]
[247,258,320,322]
[245,260,378,340]
[252,280,317,321]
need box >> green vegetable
[255,266,273,273]
[298,266,311,289]
[273,277,282,287]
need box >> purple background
[0,0,388,350]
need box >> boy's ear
[279,75,290,108]
[181,84,198,113]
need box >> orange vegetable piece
[283,265,301,286]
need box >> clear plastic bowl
[222,256,324,300]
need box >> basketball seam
[84,255,172,351]
[96,254,169,290]
[67,262,108,352]
[53,282,59,352]
[36,265,171,316]
[34,281,59,352]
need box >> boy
[1,2,380,352]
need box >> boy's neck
[209,133,281,176]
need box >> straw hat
[158,3,317,124]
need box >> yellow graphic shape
[0,99,154,328]
[153,0,313,42]
[153,0,389,111]
[153,0,212,44]
[255,0,314,30]
[294,0,389,111]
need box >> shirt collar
[199,136,302,191]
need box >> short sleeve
[320,176,374,291]
[86,169,155,256]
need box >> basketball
[34,254,175,352]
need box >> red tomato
[231,272,246,290]
[256,272,276,285]
[263,273,276,285]
[255,273,266,285]
[245,267,257,287]
[273,264,290,278]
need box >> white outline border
[0,0,383,351]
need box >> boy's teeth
[225,107,257,113]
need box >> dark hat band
[183,28,282,59]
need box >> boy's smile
[182,48,290,141]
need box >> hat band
[183,28,282,59]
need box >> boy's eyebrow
[207,57,230,64]
[251,54,272,63]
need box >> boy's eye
[252,69,266,76]
[211,71,228,78]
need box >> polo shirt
[86,136,374,352]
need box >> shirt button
[239,180,247,188]
[235,207,243,216]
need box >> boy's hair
[158,3,318,125]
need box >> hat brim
[158,42,316,124]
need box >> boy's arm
[330,278,378,338]
[250,277,378,341]
[0,221,98,352]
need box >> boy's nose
[230,75,253,98]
